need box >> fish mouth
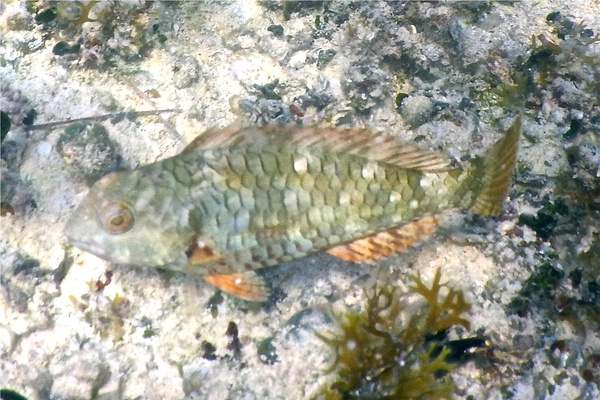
[64,219,108,260]
[66,236,107,260]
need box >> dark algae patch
[318,269,470,399]
[27,1,174,68]
[516,199,568,241]
[256,337,278,365]
[507,263,564,317]
[0,111,10,142]
[0,388,29,400]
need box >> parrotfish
[65,117,521,301]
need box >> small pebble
[36,141,52,156]
[0,326,16,356]
[549,339,582,369]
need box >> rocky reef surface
[1,1,599,399]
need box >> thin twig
[23,109,181,131]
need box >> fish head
[65,169,187,267]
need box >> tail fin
[470,116,522,216]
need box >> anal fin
[203,270,269,302]
[327,216,439,262]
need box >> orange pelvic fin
[203,270,269,302]
[327,216,439,262]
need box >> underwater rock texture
[1,1,599,399]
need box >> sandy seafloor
[1,1,599,399]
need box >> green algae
[318,269,471,399]
[517,209,559,242]
[0,111,10,142]
[0,388,29,400]
[206,290,224,318]
[256,337,278,365]
[507,263,565,317]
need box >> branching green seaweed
[318,269,471,400]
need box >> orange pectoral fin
[327,215,439,262]
[203,270,269,302]
[186,236,222,264]
[185,236,268,301]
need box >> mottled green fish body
[65,118,521,300]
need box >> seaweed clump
[318,269,471,400]
[25,1,171,68]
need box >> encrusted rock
[56,123,120,185]
[49,345,111,400]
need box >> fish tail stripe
[470,116,522,216]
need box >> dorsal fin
[268,125,453,172]
[326,215,439,262]
[183,124,452,172]
[182,122,248,154]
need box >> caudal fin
[470,116,521,216]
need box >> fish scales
[213,148,440,254]
[65,118,521,300]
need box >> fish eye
[99,202,134,234]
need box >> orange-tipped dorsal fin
[183,124,452,172]
[327,216,439,262]
[203,270,269,301]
